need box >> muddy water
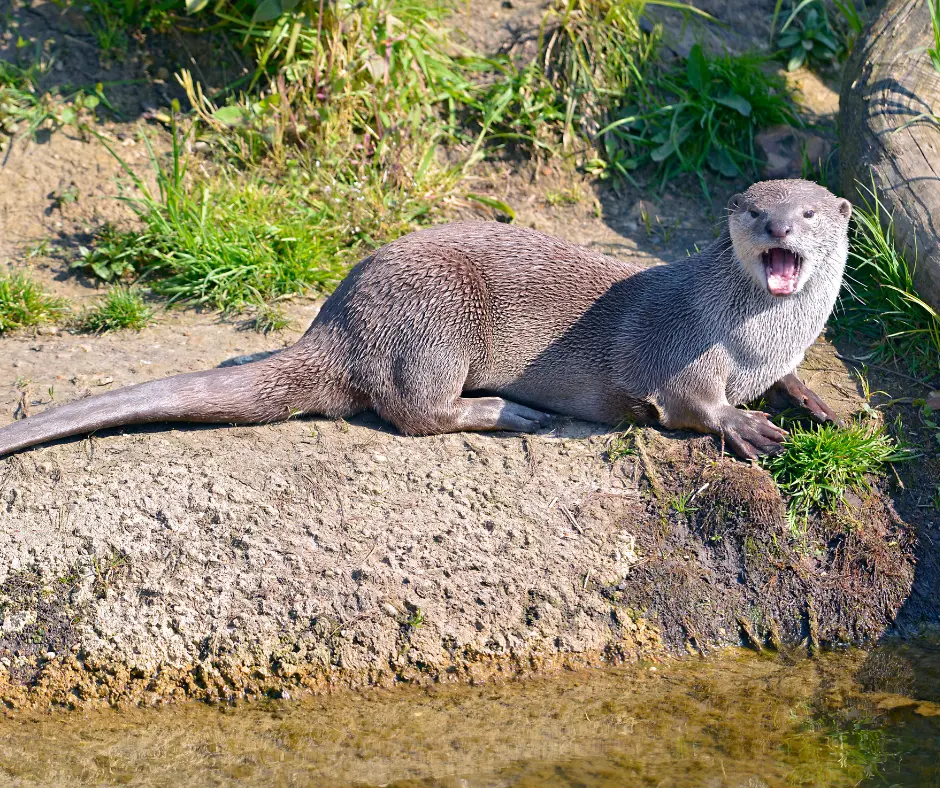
[2,640,940,787]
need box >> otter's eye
[804,209,815,218]
[749,209,760,219]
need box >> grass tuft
[251,302,292,334]
[77,286,155,333]
[0,271,70,334]
[833,182,940,377]
[80,109,455,312]
[762,421,912,529]
[605,425,636,461]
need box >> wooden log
[840,0,940,314]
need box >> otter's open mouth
[762,248,802,296]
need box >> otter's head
[727,179,852,297]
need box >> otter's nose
[766,219,791,239]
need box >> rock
[755,126,831,179]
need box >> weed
[405,608,425,629]
[73,222,145,282]
[771,0,866,70]
[470,0,708,171]
[187,0,477,165]
[251,302,292,334]
[670,491,699,516]
[833,182,940,377]
[92,549,129,598]
[0,52,106,147]
[0,271,70,333]
[77,286,155,333]
[605,46,800,192]
[775,2,841,70]
[762,421,912,531]
[605,425,636,461]
[0,56,55,147]
[545,185,585,206]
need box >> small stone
[45,652,56,660]
[156,67,170,81]
[926,391,940,411]
[36,326,58,336]
[94,377,114,386]
[382,603,399,617]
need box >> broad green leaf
[708,147,740,177]
[787,50,806,71]
[252,0,283,23]
[465,193,515,220]
[651,138,676,162]
[212,105,249,125]
[715,92,752,117]
[687,44,710,94]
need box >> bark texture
[840,0,940,312]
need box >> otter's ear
[838,199,852,219]
[728,193,744,212]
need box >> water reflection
[1,639,940,786]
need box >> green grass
[0,272,70,333]
[605,426,636,461]
[78,108,454,311]
[184,0,478,167]
[930,0,940,74]
[251,302,292,334]
[670,490,699,515]
[77,286,154,332]
[833,182,940,377]
[762,421,912,530]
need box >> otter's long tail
[0,351,325,458]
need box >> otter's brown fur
[0,179,851,460]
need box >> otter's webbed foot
[765,372,839,424]
[717,406,788,460]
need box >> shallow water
[2,640,940,787]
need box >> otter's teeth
[764,248,800,296]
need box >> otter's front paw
[766,373,839,424]
[717,407,788,460]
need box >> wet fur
[0,179,850,459]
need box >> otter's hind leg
[378,395,551,436]
[371,353,551,436]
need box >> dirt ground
[0,0,937,709]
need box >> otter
[0,179,849,460]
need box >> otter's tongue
[766,248,799,296]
